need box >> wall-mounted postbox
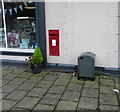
[49,30,59,56]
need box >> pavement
[0,65,120,111]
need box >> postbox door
[49,30,59,56]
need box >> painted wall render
[45,2,119,68]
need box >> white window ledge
[0,48,34,53]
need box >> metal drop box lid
[78,52,96,59]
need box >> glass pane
[5,2,36,49]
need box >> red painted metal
[49,30,59,56]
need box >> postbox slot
[49,34,58,36]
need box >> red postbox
[49,30,59,56]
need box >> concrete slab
[43,75,58,81]
[12,68,25,74]
[25,76,42,83]
[39,94,61,106]
[27,88,47,98]
[70,76,84,84]
[67,83,83,92]
[32,71,49,78]
[100,94,118,106]
[81,88,98,98]
[2,99,18,110]
[2,84,18,93]
[100,79,114,86]
[33,104,55,110]
[61,91,80,102]
[17,82,37,91]
[5,90,28,101]
[54,79,69,86]
[84,81,99,89]
[99,104,119,110]
[3,73,18,81]
[15,96,40,110]
[78,97,98,110]
[2,93,8,99]
[56,101,78,110]
[100,86,116,95]
[36,80,54,89]
[9,77,26,85]
[18,72,33,79]
[2,80,9,87]
[48,85,66,95]
[58,73,72,80]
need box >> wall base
[1,60,120,76]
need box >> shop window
[0,2,36,49]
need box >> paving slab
[100,86,116,95]
[2,93,8,99]
[84,81,99,89]
[100,94,118,106]
[9,77,27,85]
[25,76,42,83]
[12,68,25,74]
[61,91,80,102]
[27,88,47,98]
[113,77,119,83]
[0,71,2,78]
[3,66,17,71]
[48,85,66,95]
[3,75,17,82]
[99,104,119,110]
[11,107,31,111]
[33,104,55,110]
[66,83,83,92]
[2,99,18,110]
[2,71,13,77]
[56,101,77,110]
[36,80,54,89]
[70,76,84,84]
[5,90,28,101]
[58,73,72,80]
[15,96,40,110]
[18,72,33,79]
[78,97,98,110]
[39,94,61,106]
[49,72,60,76]
[115,83,120,90]
[2,84,18,93]
[17,82,37,91]
[0,81,1,88]
[100,75,113,79]
[100,79,114,86]
[2,80,9,87]
[43,75,58,81]
[54,79,69,86]
[32,71,49,78]
[81,88,98,98]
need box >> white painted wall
[118,2,120,68]
[45,2,119,68]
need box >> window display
[7,17,36,49]
[0,2,36,49]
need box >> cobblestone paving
[0,66,120,111]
